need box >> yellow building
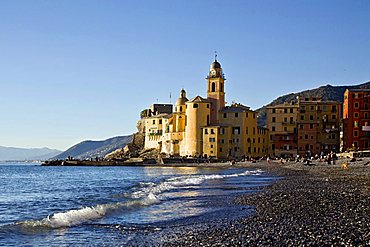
[267,102,299,157]
[142,58,269,160]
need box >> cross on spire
[214,51,218,61]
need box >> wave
[15,169,262,229]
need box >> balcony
[282,121,296,125]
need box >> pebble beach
[152,158,370,246]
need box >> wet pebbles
[158,161,370,246]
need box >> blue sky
[0,0,369,150]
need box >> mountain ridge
[52,135,133,160]
[0,146,62,161]
[256,81,370,127]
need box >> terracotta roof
[187,96,210,103]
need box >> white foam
[18,169,262,229]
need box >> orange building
[343,89,370,151]
[297,97,340,156]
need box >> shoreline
[151,159,370,246]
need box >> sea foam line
[17,169,262,229]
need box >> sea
[0,162,276,246]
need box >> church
[141,58,269,159]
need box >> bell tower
[207,53,225,124]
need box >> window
[301,115,304,120]
[211,129,215,134]
[305,134,308,139]
[220,83,223,92]
[210,145,213,148]
[211,82,216,92]
[310,106,314,111]
[290,108,293,113]
[233,127,240,135]
[223,113,227,118]
[354,112,359,118]
[310,115,314,120]
[272,117,276,122]
[272,126,275,131]
[209,138,216,142]
[284,117,287,122]
[332,114,336,120]
[253,127,256,135]
[219,147,223,152]
[310,123,314,129]
[246,127,249,134]
[272,109,276,113]
[193,103,198,108]
[159,120,162,124]
[179,106,182,112]
[284,109,287,113]
[235,113,239,118]
[284,127,287,131]
[153,120,156,124]
[205,129,208,134]
[311,135,314,139]
[206,104,209,108]
[354,130,358,137]
[355,93,359,98]
[300,124,304,129]
[290,117,294,123]
[221,139,224,144]
[220,128,225,134]
[354,121,358,128]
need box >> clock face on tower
[211,70,216,75]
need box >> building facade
[297,97,340,156]
[267,97,341,157]
[142,58,269,159]
[343,89,370,151]
[267,102,299,157]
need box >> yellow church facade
[142,58,269,160]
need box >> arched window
[211,82,216,92]
[220,83,223,92]
[180,106,183,112]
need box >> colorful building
[342,89,370,151]
[142,58,269,159]
[267,97,340,157]
[297,97,340,156]
[267,102,298,157]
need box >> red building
[343,89,370,151]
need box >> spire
[214,50,218,62]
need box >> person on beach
[267,156,270,164]
[332,152,337,165]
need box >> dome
[175,89,188,106]
[176,97,188,106]
[210,60,221,69]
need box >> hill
[257,81,370,127]
[0,146,62,161]
[52,135,133,160]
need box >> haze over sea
[0,162,275,246]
